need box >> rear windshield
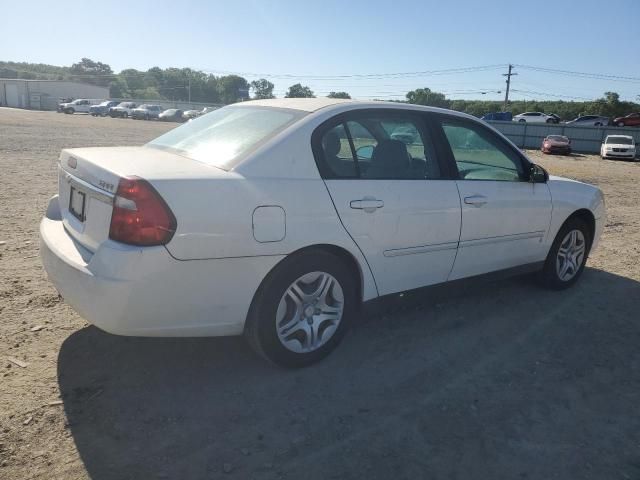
[606,136,633,145]
[147,106,306,169]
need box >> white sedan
[513,112,558,123]
[40,98,605,367]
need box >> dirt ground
[1,108,639,480]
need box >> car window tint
[350,117,440,180]
[441,120,524,182]
[321,124,357,178]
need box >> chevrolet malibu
[40,98,605,367]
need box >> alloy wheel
[556,229,586,281]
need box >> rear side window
[148,106,305,169]
[315,112,442,180]
[439,119,526,182]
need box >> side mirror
[529,164,548,183]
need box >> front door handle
[350,197,384,213]
[464,194,488,207]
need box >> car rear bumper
[40,195,284,337]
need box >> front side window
[148,106,305,169]
[316,113,441,180]
[440,119,525,182]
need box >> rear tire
[617,121,625,127]
[245,250,357,368]
[539,218,591,290]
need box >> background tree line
[1,59,638,118]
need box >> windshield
[606,136,633,145]
[99,101,110,106]
[147,106,305,169]
[547,135,568,142]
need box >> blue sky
[2,0,639,102]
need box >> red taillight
[109,176,177,246]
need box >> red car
[613,113,640,127]
[541,135,571,155]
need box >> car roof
[233,98,478,120]
[606,135,633,139]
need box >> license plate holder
[69,186,86,222]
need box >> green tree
[218,75,250,104]
[327,91,351,99]
[285,83,315,98]
[250,78,275,99]
[69,58,113,86]
[406,88,449,108]
[109,77,129,98]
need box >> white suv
[61,99,102,114]
[109,102,138,118]
[601,135,637,160]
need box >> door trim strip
[459,231,545,248]
[383,242,459,257]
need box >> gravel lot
[1,108,640,479]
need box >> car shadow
[58,267,640,479]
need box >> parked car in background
[541,135,571,155]
[109,102,138,118]
[158,109,185,122]
[513,112,558,123]
[90,101,120,117]
[390,124,419,144]
[61,99,102,114]
[131,105,163,120]
[549,113,561,124]
[201,106,219,115]
[600,135,636,160]
[481,112,513,122]
[183,109,202,120]
[40,98,605,367]
[613,113,640,127]
[57,98,74,113]
[565,115,609,127]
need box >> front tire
[617,121,625,127]
[245,250,357,368]
[539,218,591,290]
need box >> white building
[0,79,109,110]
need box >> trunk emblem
[68,156,77,169]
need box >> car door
[432,114,552,280]
[313,110,461,296]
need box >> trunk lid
[58,146,226,252]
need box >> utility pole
[502,64,517,111]
[188,78,191,104]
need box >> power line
[510,89,593,100]
[514,64,640,83]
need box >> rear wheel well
[288,244,364,305]
[564,209,595,248]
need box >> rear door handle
[350,198,384,213]
[464,194,488,207]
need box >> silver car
[566,115,609,127]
